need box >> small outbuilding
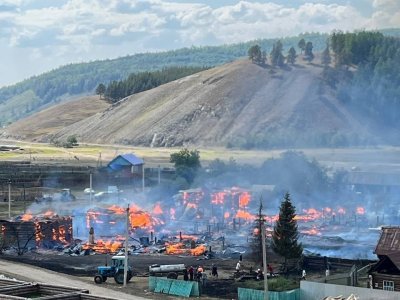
[369,226,400,291]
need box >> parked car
[84,188,95,194]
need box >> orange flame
[166,242,186,255]
[166,242,206,256]
[187,203,197,209]
[301,226,321,236]
[190,244,206,256]
[239,192,250,208]
[211,192,225,205]
[108,205,125,214]
[82,239,123,254]
[265,215,279,223]
[235,210,254,220]
[21,213,33,221]
[153,203,163,215]
[356,207,365,215]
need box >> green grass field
[2,140,400,173]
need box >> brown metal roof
[375,227,400,255]
[375,227,400,270]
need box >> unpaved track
[0,258,147,300]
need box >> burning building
[85,204,164,237]
[0,211,73,252]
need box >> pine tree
[95,83,106,99]
[287,47,297,65]
[321,43,332,66]
[270,40,285,67]
[304,41,314,63]
[251,197,266,265]
[298,38,306,54]
[248,45,262,64]
[271,192,303,273]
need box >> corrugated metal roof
[376,227,400,254]
[375,227,400,270]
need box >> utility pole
[261,225,269,300]
[142,163,145,193]
[89,172,93,205]
[8,179,11,219]
[124,204,129,287]
[158,165,161,185]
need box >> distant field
[1,140,400,174]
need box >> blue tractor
[94,255,133,284]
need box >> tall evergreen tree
[272,192,303,272]
[298,38,306,54]
[287,47,297,65]
[321,43,332,66]
[251,197,266,265]
[95,83,106,99]
[270,40,285,67]
[304,41,314,63]
[248,45,262,64]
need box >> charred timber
[0,217,73,250]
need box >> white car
[84,188,95,194]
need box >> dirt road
[0,258,147,300]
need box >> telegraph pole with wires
[124,204,129,287]
[262,224,269,300]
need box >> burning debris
[0,211,73,253]
[86,204,163,236]
[2,183,377,260]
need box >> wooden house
[106,153,144,181]
[370,226,400,291]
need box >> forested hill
[1,29,399,128]
[0,32,335,126]
[4,30,400,148]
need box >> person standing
[201,272,207,287]
[212,264,218,278]
[189,266,194,281]
[267,264,274,276]
[236,261,241,273]
[301,269,306,280]
[183,268,189,281]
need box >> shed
[370,226,400,291]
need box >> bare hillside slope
[5,59,383,147]
[3,96,110,140]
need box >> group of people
[255,264,274,280]
[183,264,219,286]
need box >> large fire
[4,211,73,248]
[166,242,206,256]
[86,204,164,235]
[82,239,123,254]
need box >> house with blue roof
[107,153,144,179]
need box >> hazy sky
[0,0,399,87]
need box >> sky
[0,0,399,87]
